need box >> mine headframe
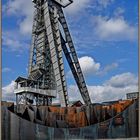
[32,0,73,7]
[14,0,91,107]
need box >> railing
[14,87,56,97]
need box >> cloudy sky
[2,0,138,103]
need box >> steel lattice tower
[14,0,91,107]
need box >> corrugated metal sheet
[2,99,138,140]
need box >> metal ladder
[58,9,91,105]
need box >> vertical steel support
[43,1,68,106]
[58,9,91,105]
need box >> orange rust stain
[67,107,76,115]
[76,112,88,127]
[49,106,60,113]
[59,107,66,114]
[32,99,134,127]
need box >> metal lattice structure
[14,0,91,107]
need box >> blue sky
[2,0,138,103]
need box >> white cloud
[2,81,16,102]
[113,7,125,17]
[19,16,33,35]
[65,0,91,14]
[64,0,114,15]
[88,84,138,103]
[4,0,136,43]
[4,0,92,35]
[67,56,118,77]
[68,85,83,102]
[78,56,100,76]
[2,31,29,52]
[104,72,138,88]
[68,72,138,103]
[4,0,29,15]
[3,72,138,103]
[4,0,33,17]
[93,16,137,41]
[97,0,114,8]
[4,0,34,35]
[97,63,118,76]
[2,67,12,73]
[78,56,119,76]
[65,0,115,14]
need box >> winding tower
[14,0,91,107]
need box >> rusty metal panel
[1,100,138,139]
